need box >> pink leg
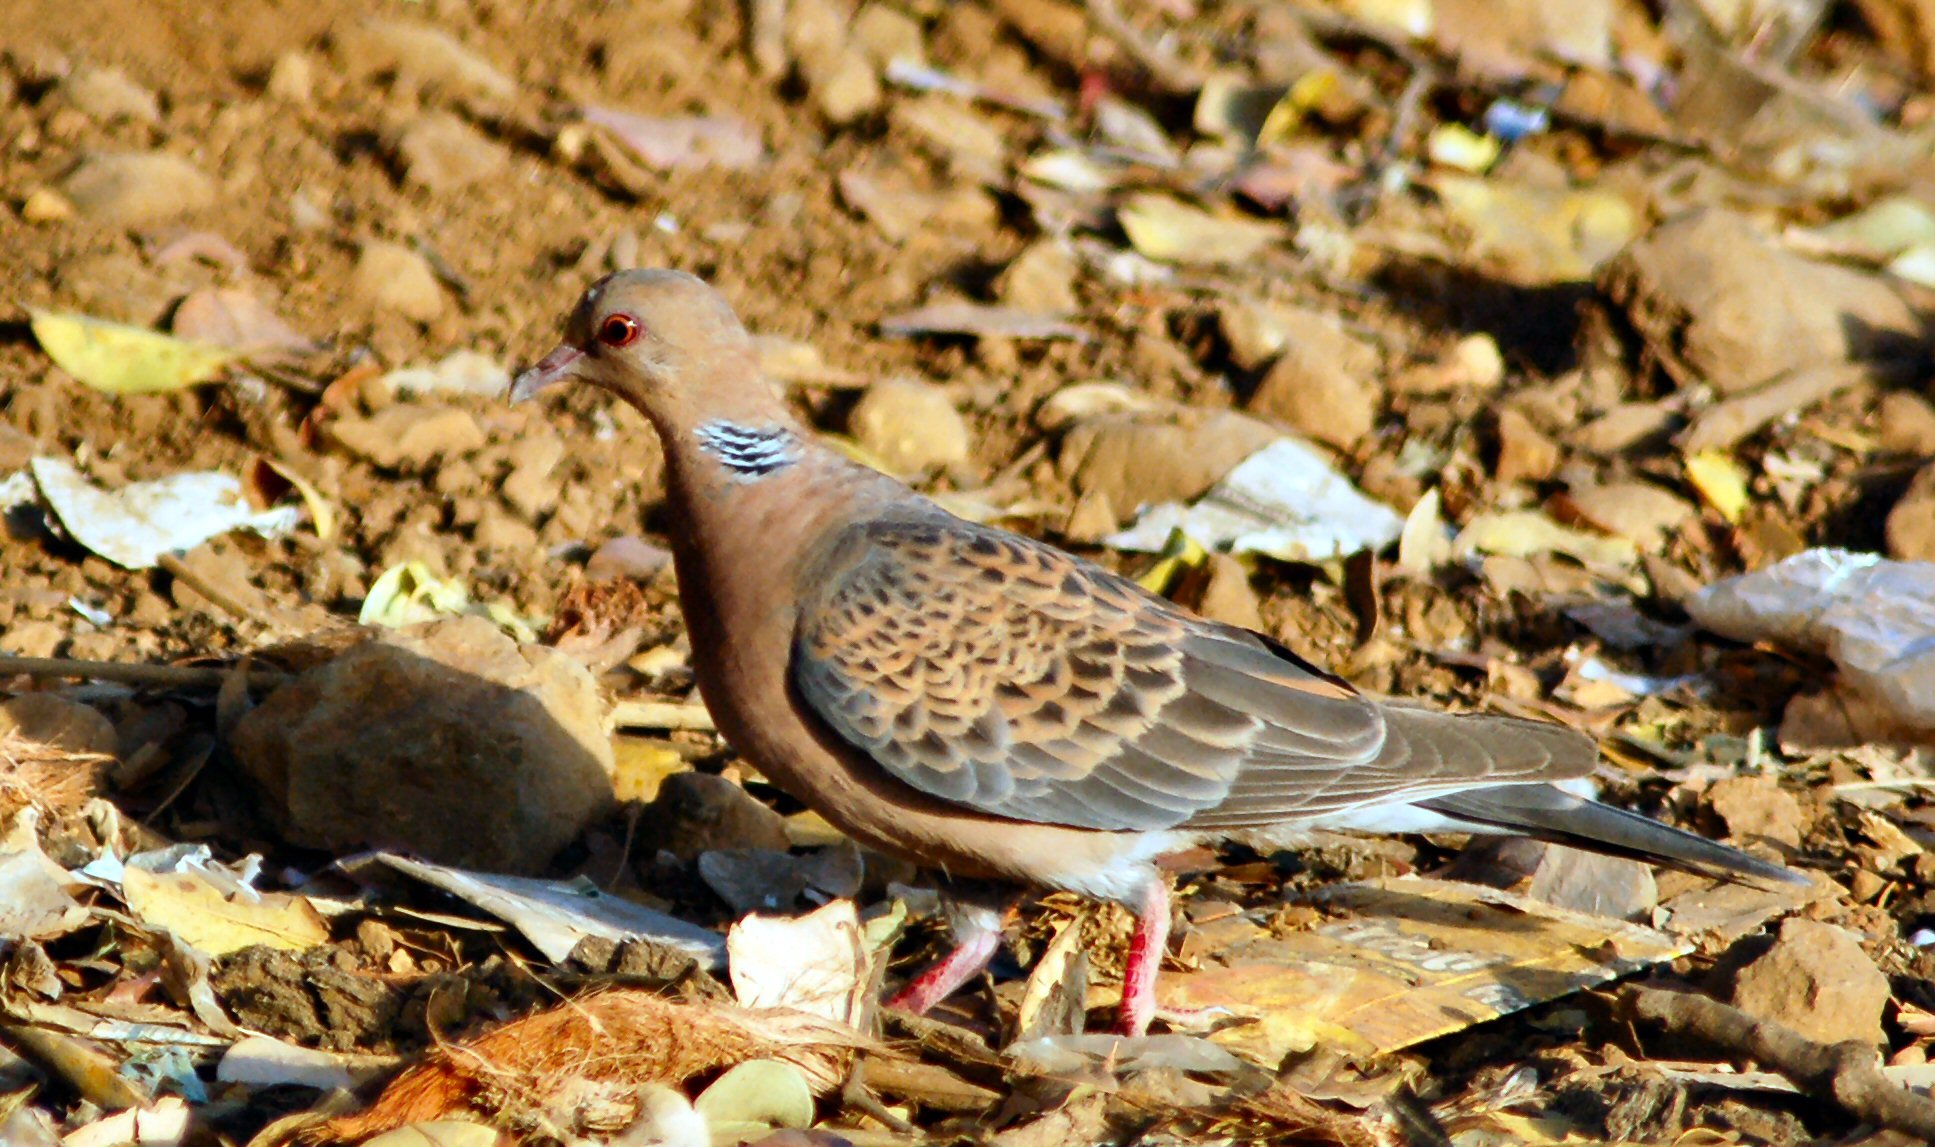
[1117,880,1171,1037]
[887,927,1001,1015]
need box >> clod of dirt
[265,51,317,105]
[168,539,272,620]
[351,241,447,323]
[1059,409,1281,514]
[1600,209,1926,394]
[1244,307,1381,450]
[1387,333,1506,395]
[1728,918,1890,1046]
[1885,462,1935,562]
[997,240,1081,315]
[643,772,790,862]
[230,615,616,873]
[326,405,484,471]
[1194,553,1264,630]
[0,694,116,756]
[59,151,215,227]
[846,378,971,477]
[390,112,510,193]
[1706,775,1806,851]
[52,66,161,125]
[1562,480,1697,552]
[1495,408,1561,483]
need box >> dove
[512,269,1805,1037]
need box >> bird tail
[1418,783,1807,887]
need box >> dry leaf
[30,309,238,395]
[122,867,329,956]
[1117,193,1282,265]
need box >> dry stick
[607,697,717,732]
[1085,0,1205,93]
[1625,986,1935,1140]
[0,654,290,691]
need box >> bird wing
[791,516,1594,833]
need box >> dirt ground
[6,0,1935,1144]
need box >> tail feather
[1419,783,1808,887]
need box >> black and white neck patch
[693,420,802,480]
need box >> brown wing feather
[792,515,1592,833]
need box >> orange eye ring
[598,314,641,348]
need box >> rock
[332,18,519,114]
[996,240,1081,315]
[1601,209,1924,394]
[1879,391,1935,455]
[391,111,508,192]
[1571,401,1678,455]
[61,152,216,227]
[265,51,316,104]
[1218,298,1288,374]
[0,622,63,659]
[0,694,117,756]
[1564,481,1697,552]
[1388,333,1506,394]
[1196,553,1264,630]
[1060,408,1280,513]
[473,512,540,553]
[20,188,75,224]
[847,378,971,476]
[1729,918,1889,1046]
[1245,308,1380,450]
[350,241,445,322]
[1524,844,1657,920]
[1705,775,1805,851]
[1494,408,1560,483]
[851,2,926,68]
[326,405,484,470]
[786,0,882,125]
[643,771,790,861]
[1886,462,1935,563]
[54,66,161,124]
[230,616,615,873]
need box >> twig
[0,655,290,691]
[608,697,717,732]
[155,552,285,632]
[1625,986,1935,1140]
[1085,0,1205,93]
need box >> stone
[61,152,216,227]
[1601,209,1924,394]
[1388,333,1505,395]
[168,539,271,619]
[266,51,316,104]
[55,67,161,124]
[1706,775,1805,851]
[326,405,484,470]
[1495,407,1560,483]
[1879,391,1935,455]
[1729,918,1889,1046]
[786,0,882,125]
[1571,401,1677,455]
[230,616,615,873]
[1524,844,1656,920]
[1564,481,1697,552]
[1245,308,1380,449]
[1218,298,1287,374]
[642,771,790,861]
[847,378,971,477]
[473,512,540,553]
[0,695,117,756]
[1060,408,1280,513]
[851,2,926,68]
[332,18,519,114]
[996,240,1080,315]
[1886,462,1935,563]
[391,111,509,192]
[0,622,63,659]
[350,241,445,323]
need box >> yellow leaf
[123,868,330,956]
[1136,529,1209,594]
[1683,450,1750,524]
[30,309,238,395]
[1118,194,1281,265]
[261,457,337,542]
[1426,123,1501,173]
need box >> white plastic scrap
[1685,548,1935,731]
[30,457,298,570]
[1107,438,1405,561]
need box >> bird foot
[886,928,1000,1015]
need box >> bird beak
[509,345,586,402]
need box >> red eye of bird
[597,313,641,348]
